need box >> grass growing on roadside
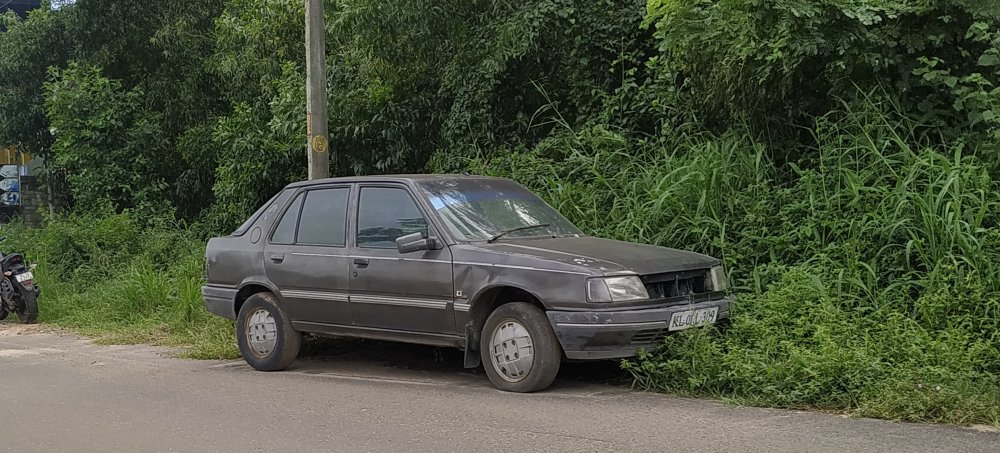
[457,99,1000,426]
[1,214,239,359]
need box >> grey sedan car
[202,175,732,392]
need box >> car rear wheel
[480,302,562,393]
[236,292,301,371]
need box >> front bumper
[546,296,733,360]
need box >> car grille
[641,270,709,300]
[631,328,665,344]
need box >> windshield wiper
[487,223,551,243]
[487,224,552,243]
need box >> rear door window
[296,188,350,246]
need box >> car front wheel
[236,292,301,371]
[480,302,562,393]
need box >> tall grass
[459,99,1000,425]
[0,213,237,359]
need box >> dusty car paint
[203,175,732,362]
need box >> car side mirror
[395,232,440,254]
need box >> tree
[325,0,650,173]
[45,63,170,215]
[0,4,72,160]
[33,0,228,218]
[643,0,1000,150]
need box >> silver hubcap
[489,319,534,383]
[246,309,278,358]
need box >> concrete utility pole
[305,0,330,180]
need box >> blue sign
[0,165,21,206]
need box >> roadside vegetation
[479,100,1000,425]
[1,215,237,359]
[1,1,998,425]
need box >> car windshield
[417,178,583,242]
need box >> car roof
[285,174,509,189]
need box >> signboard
[0,165,21,206]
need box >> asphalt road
[0,324,998,453]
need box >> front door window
[357,187,428,248]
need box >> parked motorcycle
[0,236,39,324]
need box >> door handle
[268,253,285,263]
[353,258,369,268]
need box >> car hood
[474,236,719,275]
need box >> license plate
[15,272,33,283]
[668,307,719,331]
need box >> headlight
[708,265,728,292]
[587,276,649,303]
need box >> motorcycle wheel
[15,290,38,324]
[0,306,8,321]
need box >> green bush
[455,99,1000,426]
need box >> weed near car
[461,99,1000,427]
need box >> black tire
[236,292,301,371]
[15,289,38,324]
[480,302,562,393]
[0,306,8,321]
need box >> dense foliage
[470,99,1000,423]
[1,0,998,424]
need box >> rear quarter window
[231,191,287,236]
[271,193,304,244]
